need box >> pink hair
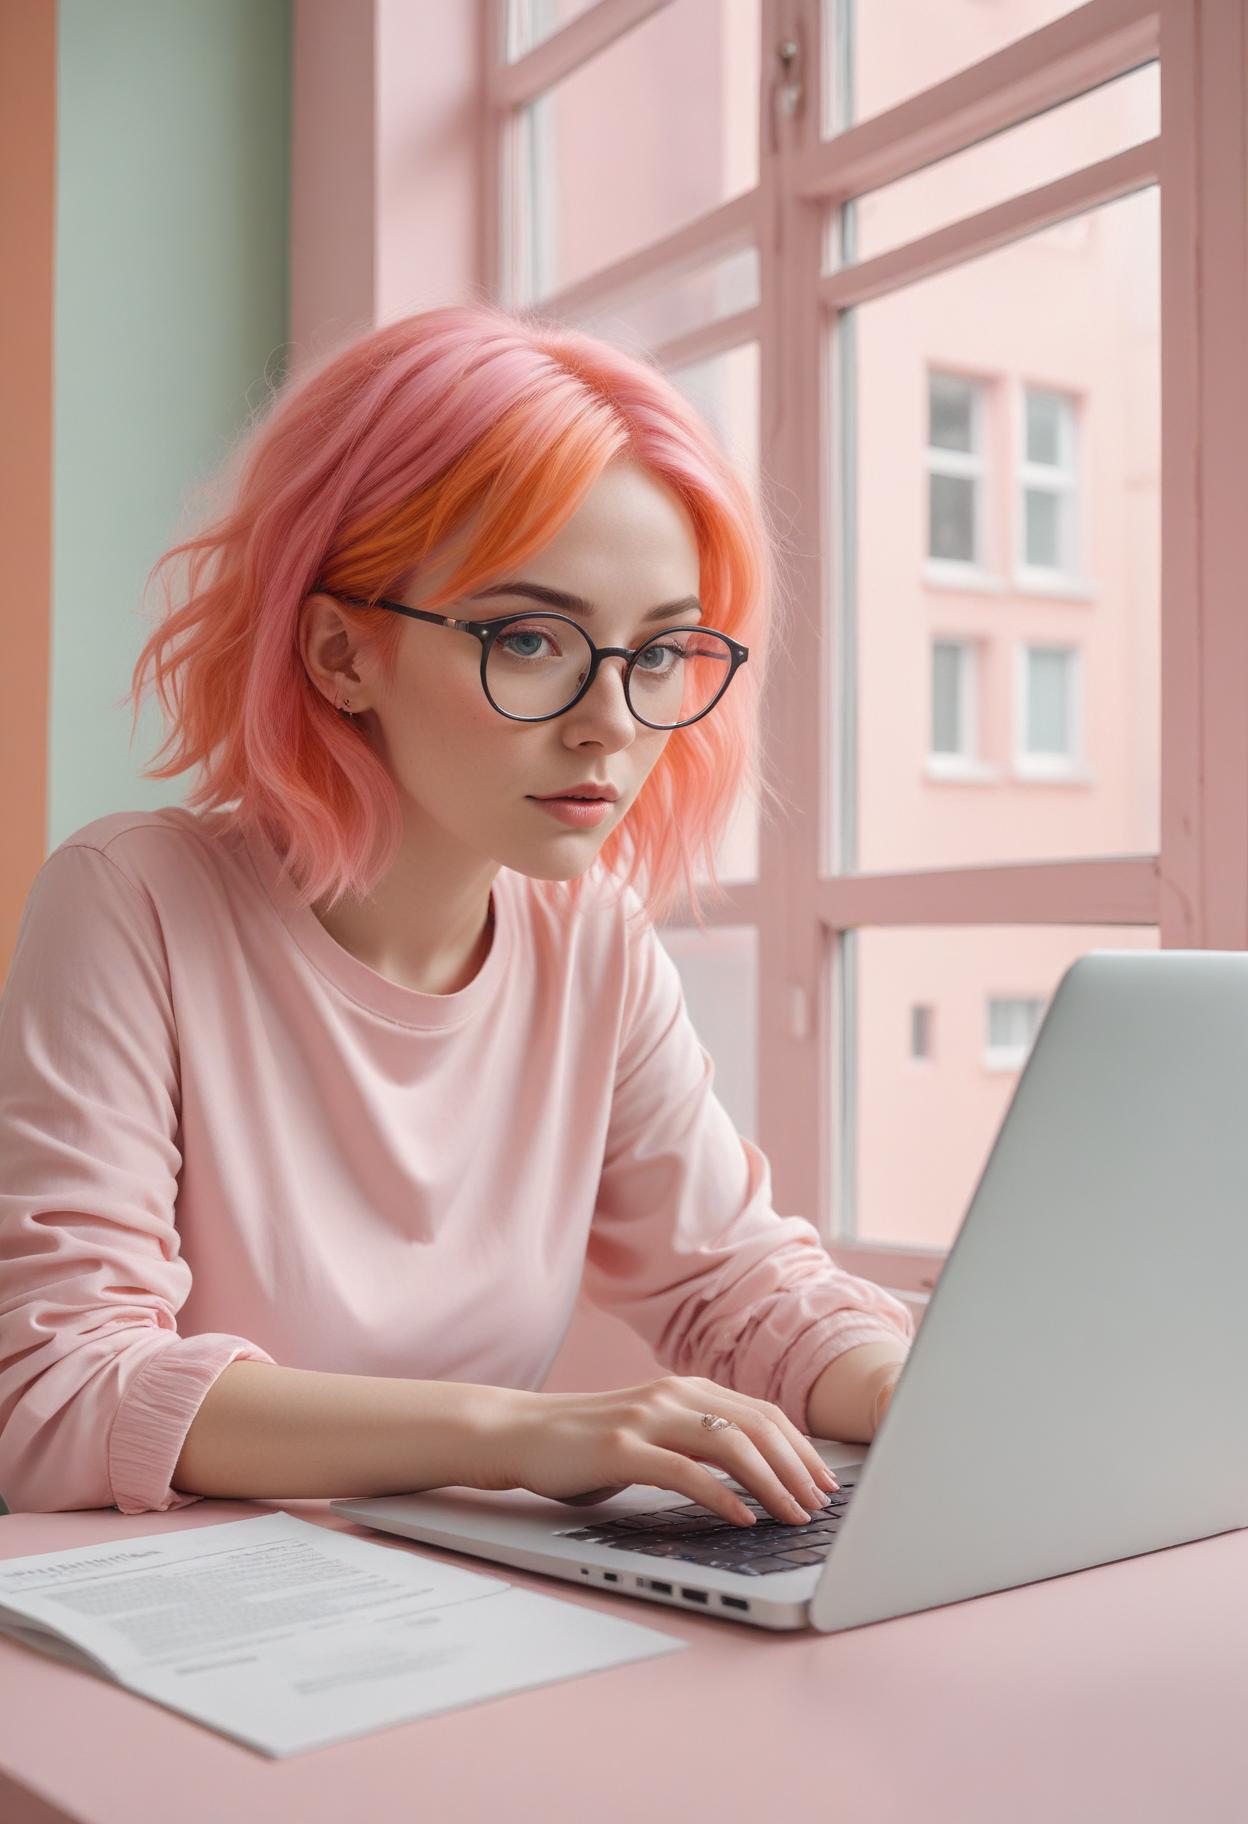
[124,300,795,931]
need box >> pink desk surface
[0,1496,1245,1824]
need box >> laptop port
[603,1572,618,1581]
[720,1596,748,1611]
[681,1588,709,1603]
[648,1580,673,1593]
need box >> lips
[530,785,619,803]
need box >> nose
[566,651,636,734]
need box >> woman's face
[319,458,702,883]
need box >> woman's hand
[478,1377,841,1528]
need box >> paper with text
[0,1510,687,1756]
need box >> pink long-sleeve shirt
[0,807,915,1515]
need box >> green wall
[48,0,290,849]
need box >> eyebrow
[468,581,703,623]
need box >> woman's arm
[172,1360,518,1499]
[804,1340,909,1444]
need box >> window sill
[1012,572,1098,603]
[924,756,1000,783]
[923,561,1006,594]
[1010,761,1094,784]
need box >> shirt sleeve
[581,900,916,1436]
[0,843,277,1515]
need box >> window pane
[910,1003,932,1059]
[987,995,1045,1056]
[1025,648,1072,753]
[929,471,976,562]
[1024,487,1062,568]
[566,247,758,354]
[508,0,760,303]
[1026,389,1067,466]
[824,0,1146,136]
[504,0,599,61]
[830,64,1159,269]
[931,642,963,753]
[839,187,1159,872]
[657,925,758,1140]
[669,340,760,500]
[929,375,976,452]
[838,923,1160,1250]
[669,343,761,886]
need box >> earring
[335,686,355,717]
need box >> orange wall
[0,0,55,978]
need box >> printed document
[0,1510,686,1756]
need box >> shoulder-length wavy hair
[125,300,795,932]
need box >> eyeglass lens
[485,616,733,726]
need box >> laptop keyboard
[555,1472,858,1577]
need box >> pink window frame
[483,0,1244,1310]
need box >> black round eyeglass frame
[314,589,750,729]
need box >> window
[985,996,1047,1071]
[930,638,977,763]
[926,373,987,571]
[1019,386,1081,582]
[489,0,1242,1299]
[1017,644,1084,778]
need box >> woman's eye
[499,628,554,656]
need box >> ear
[299,592,368,711]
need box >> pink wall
[290,0,485,367]
[0,0,55,980]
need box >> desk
[1,1491,1246,1824]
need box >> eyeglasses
[314,589,749,729]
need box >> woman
[0,302,912,1525]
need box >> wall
[47,0,291,856]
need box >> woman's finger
[686,1380,838,1504]
[624,1439,760,1527]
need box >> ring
[700,1412,736,1431]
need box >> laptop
[332,949,1248,1633]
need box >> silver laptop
[332,950,1248,1633]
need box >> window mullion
[1159,0,1248,949]
[756,0,830,1239]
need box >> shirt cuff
[107,1333,278,1515]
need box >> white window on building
[910,1004,933,1061]
[926,372,988,575]
[984,996,1046,1070]
[1018,386,1081,582]
[1015,643,1085,779]
[929,638,977,763]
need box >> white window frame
[1013,642,1089,781]
[927,637,998,781]
[925,371,992,585]
[983,995,1047,1071]
[1016,383,1086,593]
